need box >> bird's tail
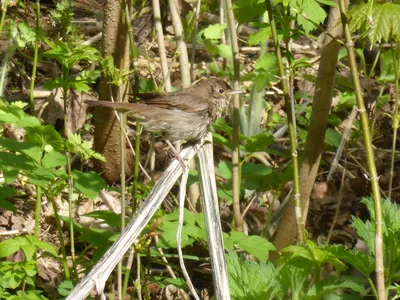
[85,100,135,113]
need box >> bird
[85,78,241,143]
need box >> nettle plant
[227,197,400,299]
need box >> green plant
[0,235,58,299]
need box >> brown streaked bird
[85,78,241,143]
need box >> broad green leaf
[0,105,41,128]
[0,200,16,212]
[0,137,42,163]
[85,210,122,228]
[25,125,64,151]
[217,44,232,58]
[350,3,400,44]
[248,26,271,46]
[293,0,327,33]
[0,239,22,258]
[32,240,58,257]
[58,280,74,297]
[333,92,356,112]
[242,163,272,178]
[244,132,274,153]
[367,3,400,44]
[42,150,67,168]
[218,188,233,204]
[229,231,275,261]
[232,0,266,24]
[203,24,226,40]
[218,160,232,179]
[324,127,342,147]
[72,170,106,199]
[28,166,58,187]
[379,50,400,83]
[0,152,34,173]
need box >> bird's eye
[218,88,224,93]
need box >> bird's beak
[227,90,243,95]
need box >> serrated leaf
[368,3,400,44]
[203,24,226,40]
[226,252,282,299]
[350,3,400,44]
[325,245,374,276]
[248,27,271,46]
[304,276,366,299]
[217,44,232,58]
[294,0,327,33]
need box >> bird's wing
[137,91,209,113]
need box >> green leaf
[232,0,267,24]
[67,133,106,162]
[58,280,74,297]
[333,92,356,112]
[244,132,274,153]
[43,78,68,90]
[16,22,37,48]
[367,3,400,44]
[324,128,342,147]
[25,125,64,151]
[42,150,67,168]
[72,170,106,199]
[229,231,275,261]
[28,166,58,187]
[325,245,374,276]
[242,163,272,178]
[226,252,282,299]
[0,239,22,258]
[0,199,17,212]
[294,0,327,33]
[85,210,122,228]
[203,24,226,40]
[283,240,347,271]
[218,160,232,179]
[349,3,400,44]
[304,276,366,299]
[379,50,400,83]
[30,238,58,257]
[0,152,34,179]
[0,105,41,128]
[0,137,42,163]
[255,53,277,71]
[217,44,232,59]
[248,26,271,46]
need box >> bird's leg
[165,140,187,170]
